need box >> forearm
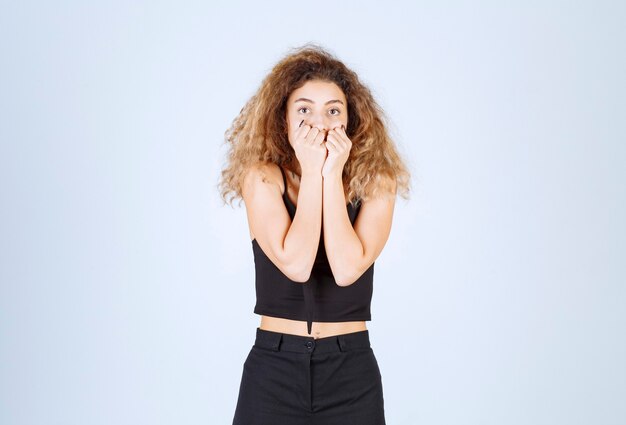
[322,171,363,286]
[284,171,323,281]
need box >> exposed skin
[248,80,395,339]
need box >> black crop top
[252,166,375,335]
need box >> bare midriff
[260,315,367,339]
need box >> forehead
[288,80,346,103]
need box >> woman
[219,43,411,425]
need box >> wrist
[301,169,323,179]
[322,170,342,180]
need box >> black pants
[232,327,386,425]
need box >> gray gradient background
[1,1,624,424]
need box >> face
[285,80,348,146]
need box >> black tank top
[252,166,375,335]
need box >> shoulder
[378,173,397,195]
[241,162,285,198]
[359,174,397,205]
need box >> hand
[321,124,351,178]
[293,123,328,175]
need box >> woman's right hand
[292,122,328,175]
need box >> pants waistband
[254,327,371,354]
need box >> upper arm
[350,177,397,280]
[241,163,301,280]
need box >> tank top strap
[279,165,288,196]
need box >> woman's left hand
[322,124,352,178]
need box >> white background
[1,1,624,424]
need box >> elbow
[284,261,314,283]
[334,269,358,287]
[334,262,372,287]
[276,248,315,283]
[290,271,311,283]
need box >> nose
[306,114,337,133]
[308,118,328,133]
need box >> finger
[327,131,346,148]
[312,128,326,145]
[339,125,350,141]
[325,138,338,151]
[333,128,352,149]
[304,126,320,144]
[325,132,339,146]
[329,127,342,138]
[295,123,311,141]
[326,132,342,148]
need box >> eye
[329,108,341,116]
[297,107,309,114]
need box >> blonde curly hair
[218,42,412,208]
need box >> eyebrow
[293,97,344,106]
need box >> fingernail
[299,119,304,128]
